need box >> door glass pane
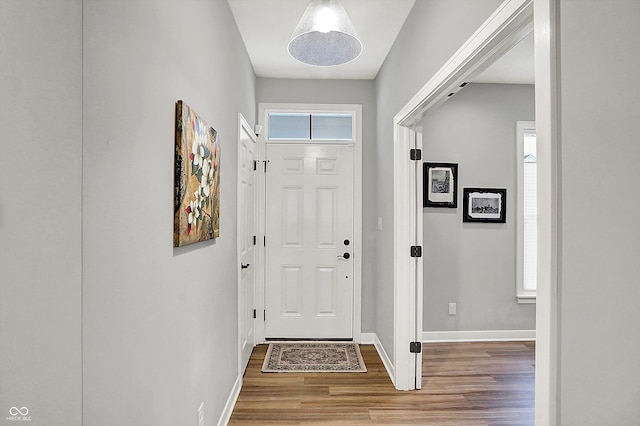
[311,114,353,140]
[269,113,310,140]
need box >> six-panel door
[265,144,354,339]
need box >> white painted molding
[373,334,395,387]
[359,332,377,344]
[217,375,242,426]
[394,0,534,127]
[533,0,559,424]
[423,330,536,343]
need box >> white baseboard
[360,333,395,386]
[359,332,376,344]
[217,375,242,426]
[423,330,536,343]
[371,334,395,386]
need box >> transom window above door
[268,112,354,141]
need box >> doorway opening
[392,0,558,423]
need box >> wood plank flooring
[229,341,535,425]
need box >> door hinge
[410,341,422,353]
[253,235,257,245]
[410,246,422,257]
[263,310,266,321]
[263,160,269,172]
[252,309,256,319]
[253,160,257,171]
[410,148,422,161]
[263,236,266,246]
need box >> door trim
[256,103,363,343]
[393,2,558,425]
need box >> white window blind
[523,132,537,292]
[517,122,537,303]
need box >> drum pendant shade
[288,0,362,66]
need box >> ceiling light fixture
[288,0,362,67]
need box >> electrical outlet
[448,302,457,315]
[197,402,204,426]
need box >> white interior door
[265,144,354,339]
[238,114,257,374]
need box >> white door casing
[237,114,257,374]
[265,144,354,339]
[393,2,558,425]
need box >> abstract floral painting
[174,100,220,247]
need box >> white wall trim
[373,334,395,387]
[533,1,559,424]
[359,332,377,344]
[395,0,534,127]
[423,330,536,343]
[217,375,242,426]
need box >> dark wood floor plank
[229,341,535,425]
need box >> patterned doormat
[261,341,367,373]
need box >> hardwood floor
[229,341,535,425]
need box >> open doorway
[393,0,558,423]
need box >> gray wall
[419,83,536,332]
[0,1,83,425]
[558,0,640,424]
[82,0,255,425]
[256,78,377,332]
[374,0,503,362]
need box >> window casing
[517,121,537,303]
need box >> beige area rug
[261,341,367,373]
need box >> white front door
[265,144,354,339]
[238,115,257,373]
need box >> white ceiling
[226,0,534,83]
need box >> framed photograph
[423,162,458,208]
[462,188,507,223]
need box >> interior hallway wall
[82,0,256,424]
[558,0,640,423]
[256,78,377,332]
[374,0,503,363]
[0,1,83,425]
[419,83,536,332]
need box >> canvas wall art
[174,100,220,247]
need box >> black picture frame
[462,187,507,223]
[423,162,458,208]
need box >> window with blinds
[517,122,537,303]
